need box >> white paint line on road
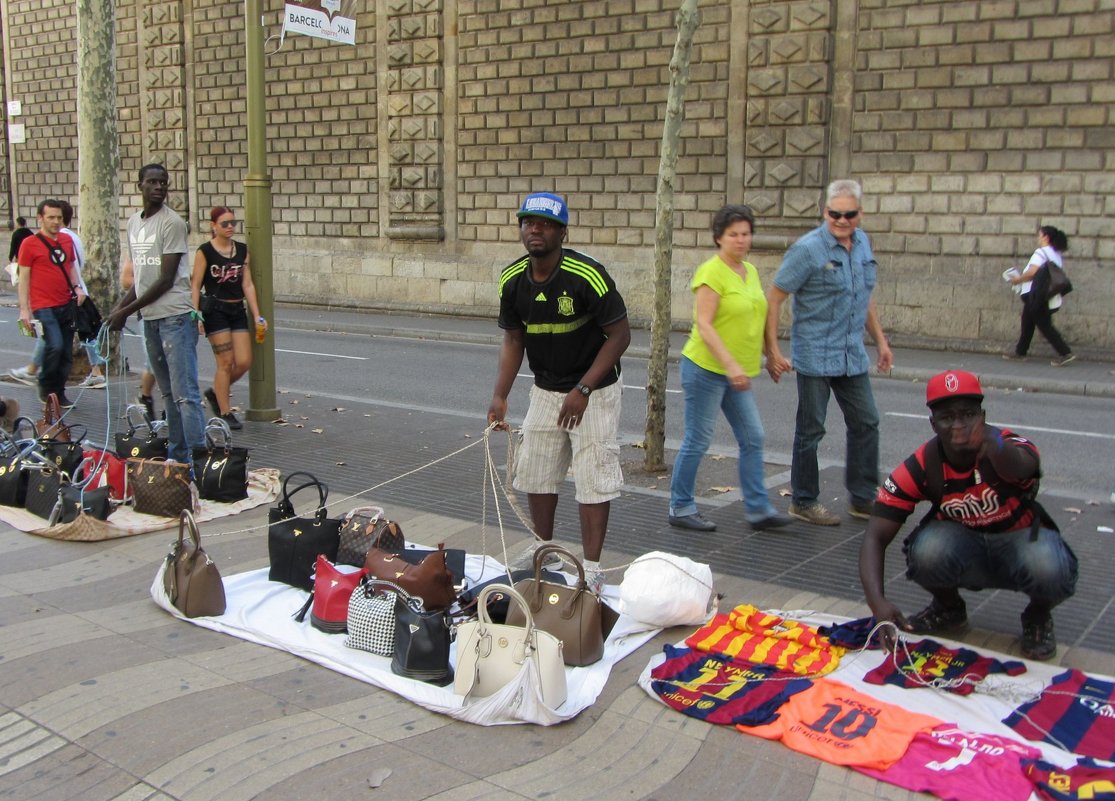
[886,411,1115,441]
[279,348,367,360]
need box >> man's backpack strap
[922,433,1055,541]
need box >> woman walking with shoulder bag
[1004,225,1074,367]
[190,207,266,430]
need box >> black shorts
[201,297,248,335]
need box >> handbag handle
[123,403,157,436]
[203,416,234,450]
[475,583,535,635]
[177,508,203,551]
[360,576,427,614]
[530,543,584,587]
[276,471,329,519]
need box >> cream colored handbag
[454,584,567,709]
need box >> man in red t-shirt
[859,370,1077,661]
[17,199,81,406]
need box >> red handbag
[294,555,366,634]
[81,449,131,502]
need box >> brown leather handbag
[164,510,226,618]
[506,543,604,666]
[36,394,73,442]
[363,545,456,611]
[127,457,195,518]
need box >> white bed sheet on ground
[152,553,660,726]
[636,607,1115,770]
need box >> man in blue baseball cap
[859,370,1077,661]
[488,192,631,594]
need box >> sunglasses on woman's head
[826,208,860,221]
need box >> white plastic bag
[618,551,715,628]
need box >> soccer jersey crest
[557,293,574,316]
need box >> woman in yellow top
[668,205,790,533]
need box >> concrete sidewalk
[1,306,1113,801]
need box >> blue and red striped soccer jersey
[1003,669,1115,761]
[649,645,813,726]
[863,638,1026,696]
[1023,757,1115,801]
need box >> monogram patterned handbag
[127,458,197,518]
[336,505,406,567]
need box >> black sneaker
[56,395,76,409]
[1020,611,1056,661]
[222,412,243,431]
[907,600,969,635]
[204,387,222,417]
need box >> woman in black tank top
[190,206,266,430]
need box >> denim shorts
[201,297,248,335]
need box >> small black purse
[268,472,342,591]
[24,467,66,521]
[192,417,250,502]
[58,484,112,522]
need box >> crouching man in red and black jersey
[859,370,1078,661]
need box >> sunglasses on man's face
[826,208,860,221]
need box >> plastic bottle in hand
[255,317,266,344]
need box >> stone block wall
[0,0,1111,352]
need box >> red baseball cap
[926,370,984,407]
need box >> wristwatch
[575,383,592,397]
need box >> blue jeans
[144,313,206,464]
[33,303,75,399]
[904,520,1078,607]
[31,336,106,370]
[670,357,776,521]
[791,372,879,507]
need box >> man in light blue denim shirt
[765,180,893,526]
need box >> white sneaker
[79,374,106,389]
[586,568,606,595]
[506,540,563,571]
[8,366,36,385]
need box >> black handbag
[192,417,249,502]
[115,404,168,460]
[391,591,454,686]
[0,418,42,507]
[268,471,342,591]
[59,484,112,522]
[40,428,86,477]
[24,467,66,521]
[1045,261,1073,300]
[74,294,103,342]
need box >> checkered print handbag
[345,577,408,657]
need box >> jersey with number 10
[738,679,941,770]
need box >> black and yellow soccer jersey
[497,248,628,392]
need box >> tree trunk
[644,0,699,472]
[76,0,121,371]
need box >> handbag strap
[204,416,234,449]
[476,583,535,633]
[278,471,329,514]
[360,576,426,613]
[35,232,78,302]
[532,543,583,586]
[123,403,157,436]
[177,508,203,551]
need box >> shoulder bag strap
[35,233,77,301]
